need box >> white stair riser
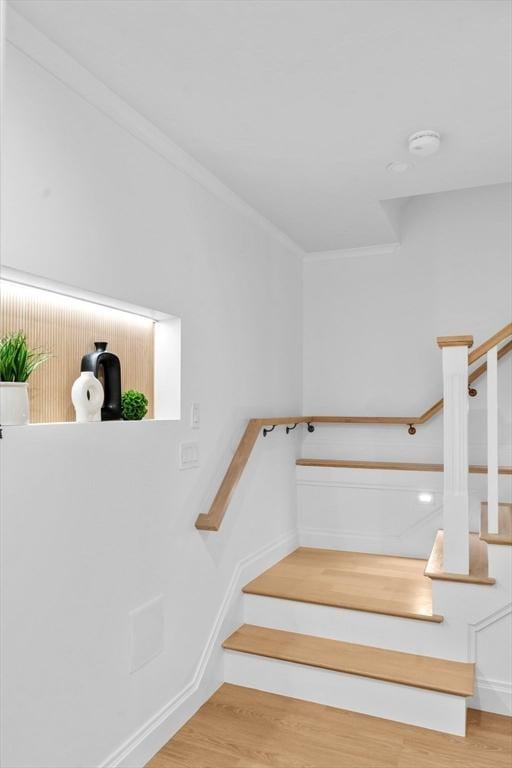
[224,651,467,736]
[243,594,468,660]
[488,543,512,580]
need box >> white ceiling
[8,0,512,252]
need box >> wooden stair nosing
[425,531,496,585]
[296,459,512,474]
[223,624,474,697]
[243,547,443,623]
[242,585,444,623]
[480,502,512,545]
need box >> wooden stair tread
[425,531,495,585]
[223,624,474,697]
[243,547,443,623]
[297,459,512,474]
[480,502,512,545]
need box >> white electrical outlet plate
[179,441,199,469]
[191,402,200,429]
[129,595,164,673]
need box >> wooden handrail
[322,327,510,427]
[195,417,310,531]
[196,323,512,531]
[468,322,512,365]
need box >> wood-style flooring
[243,547,442,622]
[146,684,512,768]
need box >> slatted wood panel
[0,280,154,423]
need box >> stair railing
[469,325,512,535]
[197,323,512,532]
[487,343,499,534]
[437,335,474,574]
[438,323,512,570]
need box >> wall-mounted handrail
[196,323,512,531]
[195,417,310,531]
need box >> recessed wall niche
[0,276,180,424]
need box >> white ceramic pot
[0,382,30,425]
[71,371,104,422]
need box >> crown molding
[305,241,400,262]
[5,7,305,259]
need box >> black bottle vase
[81,342,122,421]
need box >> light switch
[191,402,200,429]
[179,441,199,469]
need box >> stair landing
[243,547,443,622]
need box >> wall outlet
[129,595,164,673]
[179,441,199,469]
[191,402,200,429]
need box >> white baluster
[437,336,473,574]
[487,345,499,534]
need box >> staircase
[221,548,474,735]
[202,325,512,737]
[221,503,511,736]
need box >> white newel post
[437,335,473,574]
[487,345,499,534]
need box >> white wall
[0,15,302,768]
[299,183,512,717]
[2,10,511,765]
[303,183,512,465]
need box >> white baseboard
[101,529,299,768]
[298,525,436,559]
[470,678,512,717]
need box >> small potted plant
[121,389,149,421]
[0,332,50,425]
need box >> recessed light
[386,160,412,173]
[418,492,433,503]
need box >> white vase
[0,382,30,425]
[71,372,104,423]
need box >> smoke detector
[408,130,441,157]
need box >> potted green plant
[0,332,50,425]
[121,389,149,420]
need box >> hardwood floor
[146,684,512,768]
[243,547,443,622]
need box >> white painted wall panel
[297,466,511,557]
[303,183,512,465]
[1,29,302,768]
